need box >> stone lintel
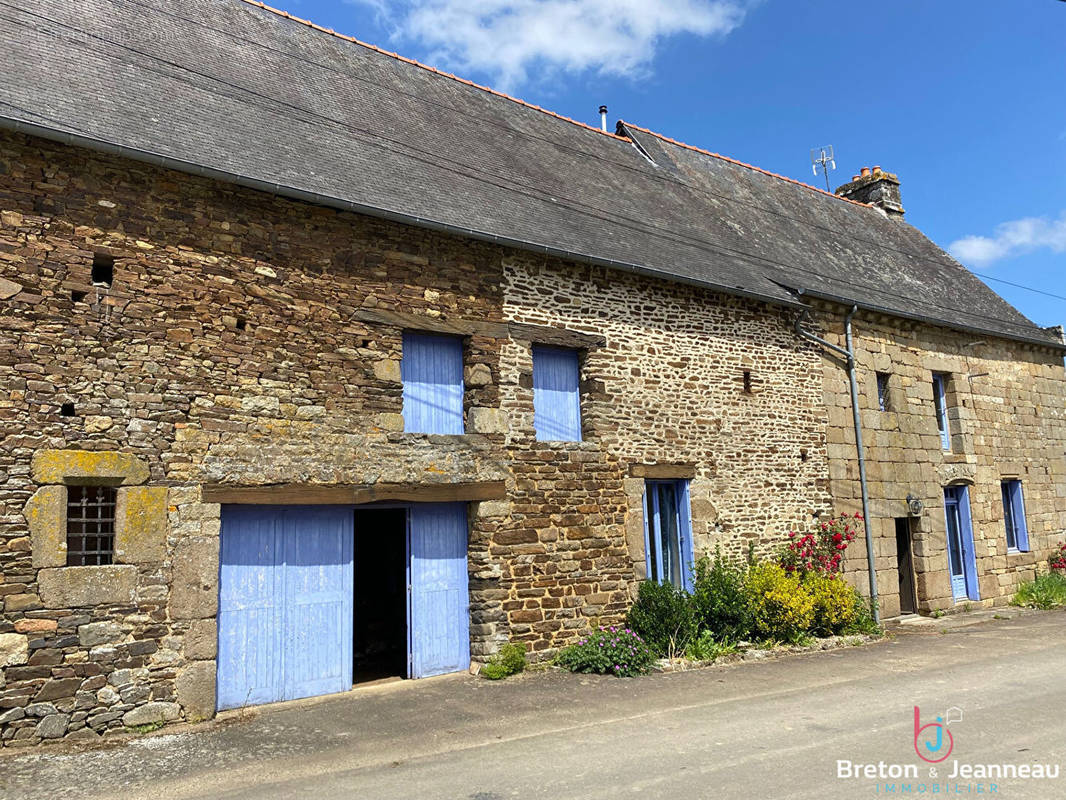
[31,450,150,486]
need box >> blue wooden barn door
[279,507,354,701]
[218,507,282,709]
[218,506,353,710]
[408,503,470,679]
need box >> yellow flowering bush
[746,562,815,641]
[804,573,858,635]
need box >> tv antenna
[810,145,836,192]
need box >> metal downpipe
[794,305,880,624]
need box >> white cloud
[351,0,749,91]
[948,212,1066,267]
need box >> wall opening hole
[71,289,87,303]
[92,253,114,287]
[800,448,809,462]
[742,370,753,394]
[60,402,76,417]
[235,317,247,331]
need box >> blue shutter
[957,487,981,601]
[402,333,464,434]
[532,346,582,441]
[933,374,951,451]
[408,503,470,678]
[1009,481,1030,552]
[641,487,657,582]
[677,481,695,593]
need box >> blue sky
[285,0,1065,329]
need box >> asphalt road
[2,609,1064,800]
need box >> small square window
[876,372,891,411]
[66,485,117,566]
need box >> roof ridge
[621,121,871,209]
[239,0,630,145]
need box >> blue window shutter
[532,346,582,441]
[957,486,981,601]
[933,374,951,451]
[641,487,656,582]
[677,481,695,593]
[1010,481,1030,552]
[402,333,464,434]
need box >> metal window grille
[66,485,116,566]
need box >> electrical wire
[0,3,1060,338]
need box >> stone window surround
[23,450,168,607]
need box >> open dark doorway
[895,517,918,615]
[353,508,408,684]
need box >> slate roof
[0,0,1059,348]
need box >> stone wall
[0,130,518,746]
[500,256,833,595]
[814,304,1066,616]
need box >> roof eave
[785,284,1066,352]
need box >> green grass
[685,631,739,661]
[128,721,166,734]
[1010,572,1066,610]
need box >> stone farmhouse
[0,0,1063,746]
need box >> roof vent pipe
[598,105,608,132]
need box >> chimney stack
[599,105,608,132]
[835,166,905,219]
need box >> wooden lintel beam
[201,480,507,505]
[350,481,507,505]
[628,464,697,479]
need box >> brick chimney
[835,166,904,219]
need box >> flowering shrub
[1050,542,1066,571]
[780,513,862,576]
[555,627,656,677]
[804,573,858,635]
[746,563,815,642]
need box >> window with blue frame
[401,332,464,434]
[876,372,891,412]
[643,480,694,591]
[932,373,952,451]
[532,346,582,442]
[1001,479,1030,553]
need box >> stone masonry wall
[501,256,833,600]
[814,304,1066,616]
[0,130,524,746]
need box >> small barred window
[66,485,117,566]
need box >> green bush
[685,629,738,661]
[691,549,751,642]
[481,642,527,680]
[746,562,815,642]
[555,627,656,677]
[626,580,698,657]
[804,573,858,635]
[1011,572,1066,610]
